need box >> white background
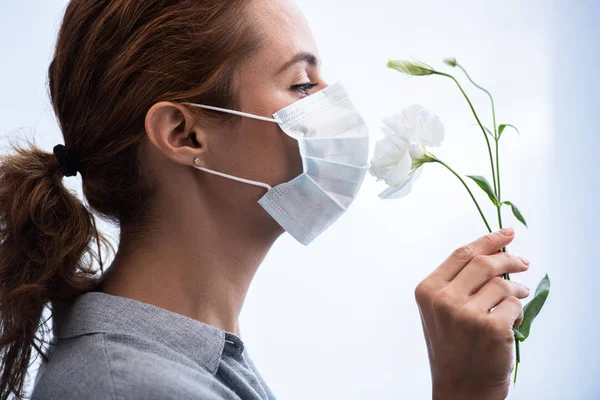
[1,1,598,399]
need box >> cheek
[255,125,303,185]
[211,120,302,186]
[280,132,303,181]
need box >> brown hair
[0,0,263,398]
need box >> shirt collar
[52,291,245,374]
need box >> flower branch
[373,57,550,386]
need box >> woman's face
[198,0,327,189]
[144,0,326,223]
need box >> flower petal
[382,110,418,142]
[369,136,413,186]
[410,165,424,183]
[380,125,396,138]
[418,111,445,147]
[378,179,414,199]
[382,104,445,147]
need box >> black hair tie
[53,144,82,177]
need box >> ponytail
[0,139,108,400]
[0,0,265,397]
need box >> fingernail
[500,227,514,236]
[515,280,530,291]
[519,256,530,266]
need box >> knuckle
[472,254,488,266]
[505,252,521,267]
[452,244,474,261]
[431,289,456,314]
[414,281,431,302]
[472,255,495,278]
[490,276,509,291]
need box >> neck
[100,180,281,336]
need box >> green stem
[496,138,506,256]
[434,71,498,197]
[433,158,492,233]
[456,65,508,256]
[495,135,520,385]
[495,137,506,255]
[436,64,521,384]
[455,64,498,137]
[514,337,520,385]
[456,66,522,383]
[455,63,503,210]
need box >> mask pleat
[273,81,348,130]
[279,98,366,140]
[258,174,346,245]
[305,157,368,207]
[303,136,369,166]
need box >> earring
[193,157,200,165]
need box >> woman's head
[142,0,326,233]
[0,0,323,398]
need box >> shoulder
[31,333,114,400]
[31,332,240,400]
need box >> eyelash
[291,82,319,95]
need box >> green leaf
[513,275,551,342]
[502,201,528,227]
[467,175,499,206]
[498,124,520,140]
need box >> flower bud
[387,60,434,76]
[443,57,457,67]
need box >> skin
[102,0,321,337]
[101,0,530,398]
[415,228,530,399]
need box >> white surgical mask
[183,81,369,245]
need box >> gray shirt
[31,291,277,400]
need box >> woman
[0,0,531,399]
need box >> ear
[144,101,207,167]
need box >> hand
[414,228,530,400]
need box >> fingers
[514,307,525,327]
[469,277,530,312]
[489,295,525,329]
[433,228,517,282]
[449,252,530,295]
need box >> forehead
[246,0,320,74]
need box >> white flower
[369,104,445,199]
[381,104,445,147]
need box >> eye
[290,82,319,96]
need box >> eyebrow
[276,51,320,76]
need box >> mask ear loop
[184,102,283,191]
[182,102,281,124]
[193,163,273,191]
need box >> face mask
[183,81,369,245]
